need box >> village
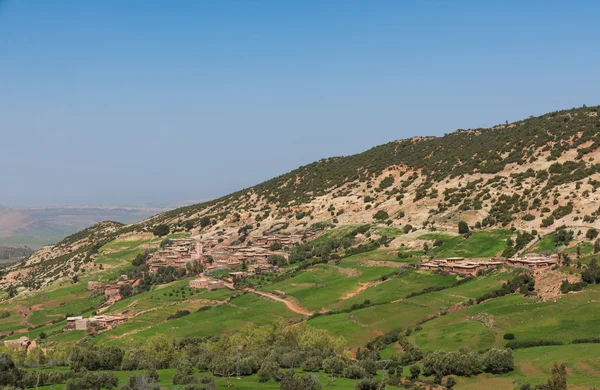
[18,234,308,338]
[419,253,559,277]
[2,234,562,350]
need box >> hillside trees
[152,224,170,237]
[458,221,469,235]
[0,353,22,387]
[582,258,600,284]
[482,348,514,373]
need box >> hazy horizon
[2,0,599,207]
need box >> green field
[411,284,600,352]
[264,253,399,312]
[94,293,302,345]
[430,230,512,258]
[329,269,458,310]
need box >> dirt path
[339,279,386,301]
[245,288,312,316]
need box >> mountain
[4,104,600,288]
[142,104,600,235]
[0,204,185,248]
[2,105,600,389]
[0,205,56,239]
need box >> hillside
[4,105,600,288]
[1,105,600,389]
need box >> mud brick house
[64,316,84,330]
[507,254,557,269]
[3,336,35,351]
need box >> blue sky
[1,1,599,207]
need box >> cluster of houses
[148,238,207,273]
[148,235,302,276]
[64,314,127,332]
[420,254,558,276]
[87,275,140,305]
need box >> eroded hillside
[4,105,600,289]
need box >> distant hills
[0,203,189,248]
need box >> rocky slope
[3,104,600,289]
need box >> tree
[409,364,421,380]
[482,348,514,373]
[540,362,567,390]
[586,228,598,240]
[322,356,345,375]
[269,242,282,251]
[0,353,22,387]
[458,221,469,234]
[200,217,211,228]
[343,364,366,379]
[257,360,279,383]
[152,224,170,237]
[268,255,286,267]
[184,221,194,231]
[373,210,389,221]
[354,377,380,390]
[279,371,322,390]
[582,258,600,284]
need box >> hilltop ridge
[3,104,600,288]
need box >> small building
[229,271,249,282]
[65,316,84,331]
[87,281,104,291]
[90,315,127,329]
[189,278,211,289]
[207,280,225,290]
[75,318,92,331]
[3,336,32,351]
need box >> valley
[2,105,600,389]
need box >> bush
[322,356,346,375]
[373,210,390,221]
[152,224,170,237]
[458,221,469,234]
[503,333,515,340]
[302,356,322,372]
[343,364,367,379]
[355,377,380,390]
[482,348,514,373]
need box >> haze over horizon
[1,0,599,207]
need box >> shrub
[373,210,390,221]
[152,224,170,237]
[458,221,469,234]
[503,333,515,340]
[482,348,514,373]
[343,364,367,379]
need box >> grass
[564,241,594,256]
[531,235,558,254]
[264,251,399,312]
[93,293,302,345]
[94,237,158,268]
[418,233,457,241]
[456,343,600,389]
[432,230,512,258]
[405,271,511,310]
[0,281,103,335]
[310,224,370,245]
[329,269,458,310]
[411,284,600,352]
[27,368,377,389]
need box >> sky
[1,0,599,207]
